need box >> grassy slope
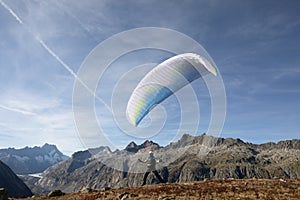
[11,178,300,200]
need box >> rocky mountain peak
[138,140,160,152]
[215,137,246,147]
[124,140,160,153]
[125,141,138,153]
[179,133,196,144]
[41,143,57,151]
[167,133,208,149]
[127,141,138,148]
[88,146,112,155]
[140,140,159,148]
[71,150,91,161]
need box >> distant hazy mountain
[23,134,300,195]
[0,143,68,174]
[0,160,33,198]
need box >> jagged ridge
[0,143,68,174]
[22,134,300,196]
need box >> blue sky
[0,0,299,155]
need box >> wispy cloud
[0,104,36,116]
[0,94,82,154]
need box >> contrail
[0,0,77,78]
[0,104,36,116]
[0,0,107,106]
[0,0,23,24]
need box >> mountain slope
[0,160,33,198]
[25,134,300,195]
[0,143,68,174]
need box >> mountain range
[21,134,300,196]
[0,143,68,174]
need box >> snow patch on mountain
[13,155,30,162]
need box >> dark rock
[158,195,176,200]
[0,161,33,198]
[100,187,111,191]
[125,142,138,153]
[140,140,160,149]
[47,190,65,197]
[125,140,162,153]
[80,187,94,193]
[178,159,210,181]
[103,187,111,191]
[71,150,92,160]
[119,192,138,199]
[0,188,8,200]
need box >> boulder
[0,188,8,200]
[80,187,93,193]
[118,192,138,199]
[48,190,65,197]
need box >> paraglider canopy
[126,53,217,127]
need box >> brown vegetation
[10,178,300,200]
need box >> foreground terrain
[11,178,300,200]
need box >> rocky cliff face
[24,134,300,195]
[0,160,33,198]
[0,143,68,174]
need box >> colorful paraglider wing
[126,53,217,126]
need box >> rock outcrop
[0,160,33,198]
[0,188,8,200]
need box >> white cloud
[0,89,59,112]
[0,87,83,154]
